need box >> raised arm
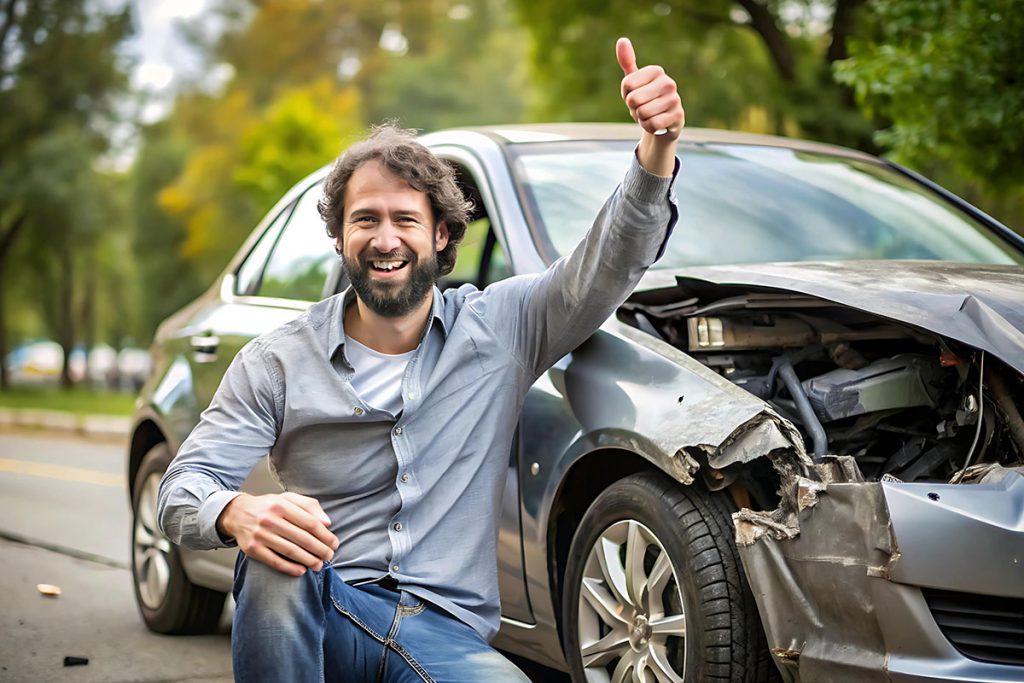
[474,37,684,378]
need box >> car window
[511,142,1024,267]
[443,164,512,289]
[234,202,294,296]
[257,184,335,301]
[447,218,511,289]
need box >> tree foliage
[835,0,1024,189]
[512,0,874,148]
[0,0,133,386]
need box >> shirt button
[391,564,400,573]
[354,407,364,416]
[400,473,410,483]
[394,427,403,435]
[393,522,403,531]
[408,392,416,400]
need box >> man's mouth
[369,259,409,273]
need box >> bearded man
[158,38,684,682]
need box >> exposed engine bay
[622,290,1024,485]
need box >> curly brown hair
[318,124,472,276]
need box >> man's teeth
[371,260,406,271]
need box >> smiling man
[158,38,684,682]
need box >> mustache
[359,249,414,263]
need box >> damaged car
[126,124,1024,682]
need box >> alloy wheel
[133,471,172,610]
[577,519,687,683]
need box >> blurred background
[0,0,1021,416]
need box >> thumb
[616,37,637,76]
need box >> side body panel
[494,318,801,668]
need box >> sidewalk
[0,407,130,441]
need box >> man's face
[339,159,449,317]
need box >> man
[158,37,683,681]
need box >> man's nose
[369,220,402,253]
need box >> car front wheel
[131,442,226,634]
[562,472,777,683]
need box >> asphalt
[0,538,232,683]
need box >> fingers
[259,504,337,564]
[280,492,339,552]
[231,492,340,576]
[616,37,637,76]
[246,545,308,577]
[623,78,683,135]
[616,38,684,140]
[282,491,332,526]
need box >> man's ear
[435,221,449,252]
[335,236,343,256]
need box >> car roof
[439,123,878,162]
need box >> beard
[342,248,439,318]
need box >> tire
[131,443,226,634]
[562,472,778,683]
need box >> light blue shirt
[158,154,678,639]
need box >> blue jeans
[231,553,531,682]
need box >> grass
[0,385,136,416]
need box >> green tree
[0,0,132,387]
[12,128,122,387]
[157,80,363,282]
[360,0,531,130]
[835,0,1024,189]
[129,124,205,344]
[512,0,874,147]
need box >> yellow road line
[0,457,125,488]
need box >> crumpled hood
[637,260,1024,373]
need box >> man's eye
[355,216,376,224]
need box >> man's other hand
[617,37,684,176]
[218,492,340,576]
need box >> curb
[0,408,130,440]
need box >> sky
[122,0,214,123]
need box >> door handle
[190,334,220,363]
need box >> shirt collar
[328,285,449,363]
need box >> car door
[174,180,341,578]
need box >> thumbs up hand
[617,37,684,175]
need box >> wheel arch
[546,447,687,643]
[128,418,167,509]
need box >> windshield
[511,141,1023,267]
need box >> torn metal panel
[738,479,899,682]
[613,324,813,485]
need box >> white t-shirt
[344,335,415,416]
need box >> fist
[617,37,684,139]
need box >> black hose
[778,359,828,462]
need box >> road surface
[0,430,233,682]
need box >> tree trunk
[734,0,796,82]
[58,240,75,389]
[78,246,96,387]
[0,211,27,389]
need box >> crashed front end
[622,262,1024,682]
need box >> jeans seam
[387,641,435,683]
[329,597,386,643]
[377,600,405,683]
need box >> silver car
[127,124,1024,682]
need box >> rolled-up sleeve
[157,341,282,549]
[478,152,678,378]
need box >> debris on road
[36,583,61,597]
[62,656,89,667]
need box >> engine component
[802,354,948,423]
